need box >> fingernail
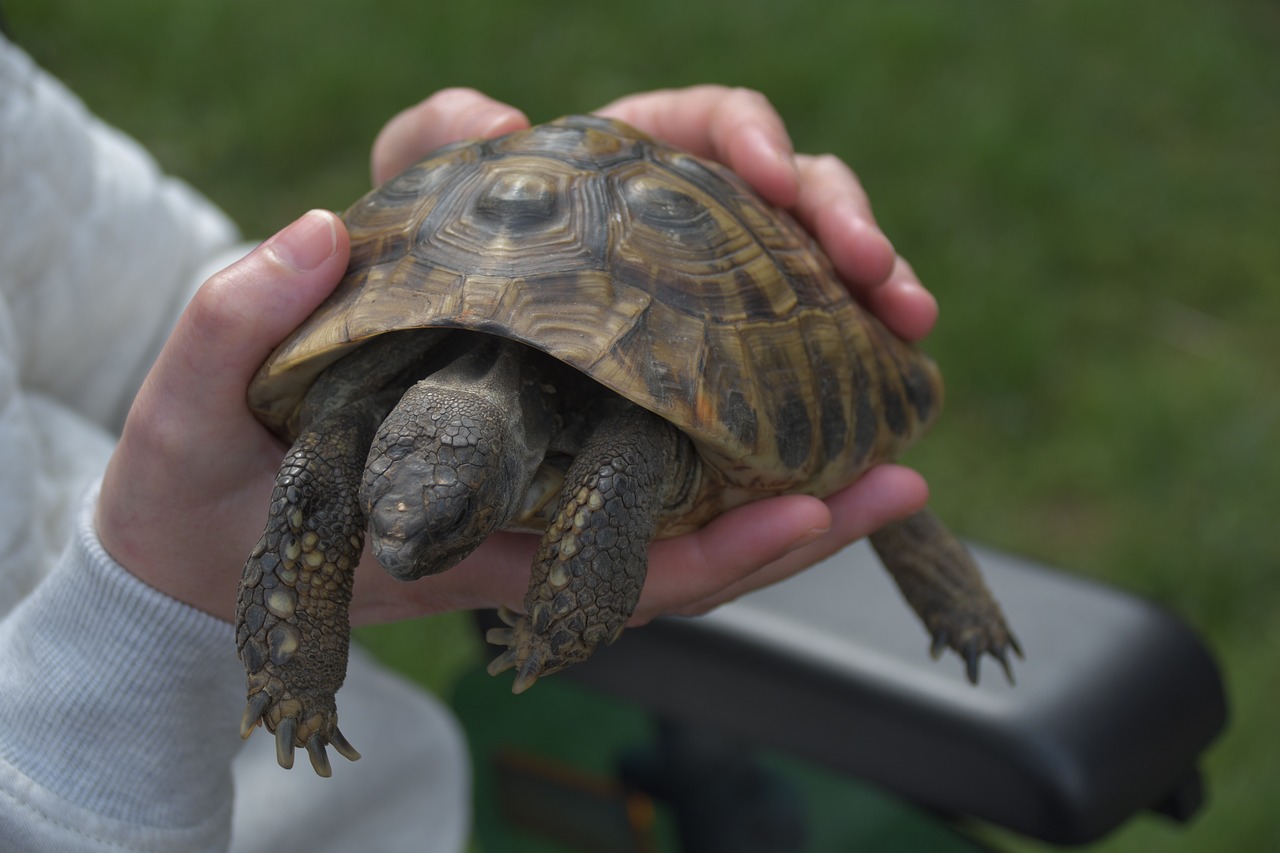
[477,107,525,138]
[751,126,797,175]
[836,199,879,236]
[784,525,829,556]
[835,203,897,285]
[267,210,338,272]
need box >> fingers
[861,255,937,343]
[596,85,801,208]
[354,464,925,628]
[793,154,894,290]
[371,88,530,185]
[633,493,830,623]
[597,85,936,341]
[351,530,539,625]
[636,464,928,622]
[793,154,937,341]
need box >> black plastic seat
[538,539,1228,845]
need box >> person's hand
[97,86,933,626]
[97,210,351,620]
[596,86,936,342]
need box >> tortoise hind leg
[869,509,1022,683]
[487,403,697,693]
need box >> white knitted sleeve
[0,35,243,435]
[0,486,244,852]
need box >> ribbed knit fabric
[0,487,242,851]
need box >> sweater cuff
[0,484,244,845]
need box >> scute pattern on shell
[249,115,943,534]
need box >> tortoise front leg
[487,403,698,693]
[236,403,384,776]
[869,509,1022,683]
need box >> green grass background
[6,0,1277,849]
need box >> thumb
[157,210,350,417]
[97,210,350,612]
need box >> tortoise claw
[485,626,515,647]
[240,692,271,739]
[488,645,548,694]
[243,697,360,774]
[963,640,982,685]
[330,727,361,763]
[486,647,519,677]
[306,734,332,778]
[512,657,544,695]
[993,644,1017,685]
[929,630,950,660]
[275,717,297,770]
[934,632,1021,686]
[485,608,522,676]
[496,605,521,628]
[485,605,610,693]
[484,608,557,693]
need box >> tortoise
[235,114,1020,776]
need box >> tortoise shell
[248,115,943,534]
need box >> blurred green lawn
[7,0,1277,850]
